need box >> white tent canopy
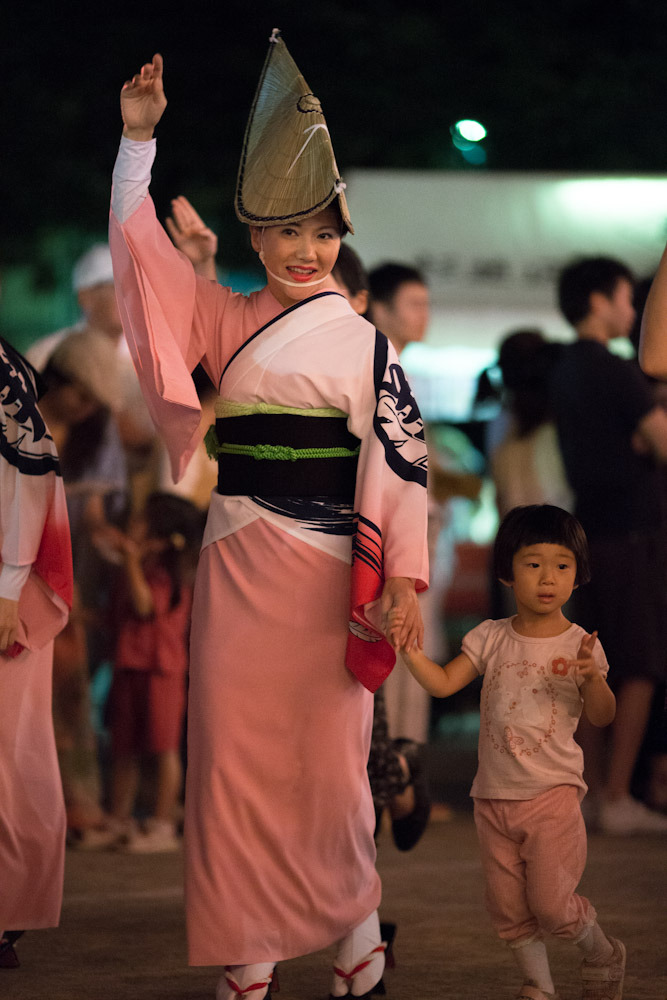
[345,169,667,350]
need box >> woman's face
[251,208,341,308]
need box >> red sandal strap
[224,970,273,996]
[333,944,386,981]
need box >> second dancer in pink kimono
[0,337,73,967]
[110,33,428,1000]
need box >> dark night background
[2,0,667,278]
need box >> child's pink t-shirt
[463,617,609,801]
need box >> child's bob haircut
[493,504,591,585]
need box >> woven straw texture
[235,31,353,232]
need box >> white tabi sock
[509,936,555,994]
[331,911,384,997]
[217,962,275,1000]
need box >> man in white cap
[27,244,156,507]
[27,243,121,370]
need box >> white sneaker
[122,819,181,853]
[598,795,667,835]
[68,824,120,851]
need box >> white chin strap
[259,234,331,290]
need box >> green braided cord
[213,441,360,462]
[215,398,347,420]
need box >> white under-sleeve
[111,135,157,223]
[0,562,31,600]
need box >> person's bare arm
[640,244,667,378]
[635,405,667,462]
[122,547,154,618]
[386,607,478,697]
[400,646,479,699]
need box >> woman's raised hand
[121,53,167,140]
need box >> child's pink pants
[473,784,596,945]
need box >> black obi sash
[214,413,360,500]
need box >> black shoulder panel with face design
[372,331,427,487]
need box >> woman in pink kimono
[0,337,72,968]
[110,40,428,1000]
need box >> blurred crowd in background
[2,202,666,854]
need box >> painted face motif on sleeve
[374,359,427,486]
[0,344,59,476]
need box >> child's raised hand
[121,53,167,139]
[569,630,602,684]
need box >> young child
[107,492,203,852]
[389,504,625,1000]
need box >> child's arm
[122,546,155,619]
[399,646,479,698]
[388,608,478,697]
[570,631,616,727]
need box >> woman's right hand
[121,53,167,140]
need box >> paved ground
[6,804,666,1000]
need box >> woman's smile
[287,264,318,281]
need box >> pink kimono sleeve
[347,332,429,691]
[109,197,222,482]
[0,356,72,653]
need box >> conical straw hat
[235,29,353,234]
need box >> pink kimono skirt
[0,641,66,929]
[184,517,380,966]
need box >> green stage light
[453,119,487,142]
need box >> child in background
[107,492,202,852]
[389,505,625,1000]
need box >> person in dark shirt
[550,256,667,835]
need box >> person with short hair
[368,262,430,355]
[332,242,370,318]
[390,504,626,1000]
[27,243,156,513]
[26,244,122,372]
[550,255,667,836]
[557,257,634,332]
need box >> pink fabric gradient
[185,520,380,965]
[0,642,66,928]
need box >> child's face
[503,543,577,619]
